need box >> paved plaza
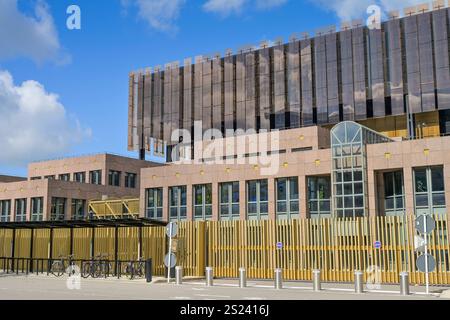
[0,274,448,300]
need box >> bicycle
[122,258,146,280]
[50,255,75,277]
[81,254,112,278]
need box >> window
[30,177,41,181]
[308,176,331,218]
[109,170,121,187]
[146,188,163,220]
[31,197,44,221]
[44,175,55,180]
[219,182,240,221]
[414,166,446,216]
[74,172,86,183]
[193,184,213,220]
[15,199,27,222]
[0,200,11,222]
[125,172,137,188]
[71,199,86,220]
[247,180,269,220]
[50,197,66,221]
[89,170,102,185]
[59,174,70,182]
[383,171,405,216]
[169,186,187,221]
[276,177,299,220]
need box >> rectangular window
[247,180,269,220]
[169,186,187,221]
[30,177,41,181]
[71,199,86,220]
[193,184,213,221]
[31,197,44,221]
[146,188,163,220]
[219,182,240,221]
[109,170,121,187]
[383,171,405,216]
[276,177,299,220]
[44,175,55,180]
[125,172,137,188]
[74,172,86,183]
[15,199,27,222]
[0,200,11,222]
[50,197,66,221]
[308,176,331,218]
[59,174,70,182]
[414,166,446,216]
[89,170,102,185]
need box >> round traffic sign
[164,253,177,268]
[166,222,178,238]
[416,254,436,273]
[415,215,436,235]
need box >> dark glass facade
[129,9,450,153]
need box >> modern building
[128,3,450,221]
[0,154,160,222]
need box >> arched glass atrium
[331,122,393,218]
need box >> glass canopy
[331,122,393,218]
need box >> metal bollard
[239,268,247,288]
[313,269,322,292]
[354,271,364,294]
[400,272,410,296]
[176,266,183,285]
[206,267,214,287]
[274,268,283,290]
[145,259,152,283]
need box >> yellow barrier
[1,215,449,284]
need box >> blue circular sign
[276,242,283,249]
[374,241,382,249]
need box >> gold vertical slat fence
[1,215,450,285]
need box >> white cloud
[0,70,91,168]
[0,0,67,64]
[203,0,247,15]
[203,0,287,15]
[255,0,288,9]
[121,0,186,32]
[311,0,432,21]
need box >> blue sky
[0,0,426,177]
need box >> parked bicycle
[122,258,146,280]
[81,254,112,278]
[50,254,75,277]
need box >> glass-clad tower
[331,122,393,218]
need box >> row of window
[0,198,44,222]
[145,166,447,221]
[146,177,319,221]
[0,197,87,222]
[30,170,137,188]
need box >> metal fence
[0,215,449,285]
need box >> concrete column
[239,180,246,220]
[443,164,450,216]
[212,182,219,221]
[268,178,276,220]
[299,175,308,218]
[10,199,16,222]
[66,198,72,220]
[26,197,32,222]
[163,186,170,221]
[186,184,193,221]
[403,166,415,216]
